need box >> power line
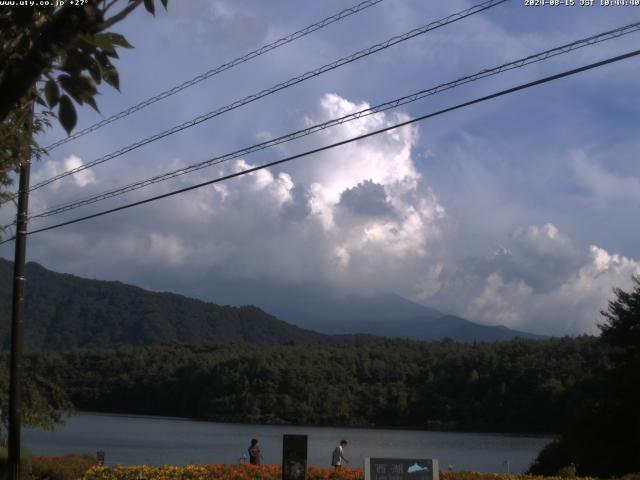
[24,21,640,222]
[20,0,508,196]
[1,48,636,245]
[41,0,386,153]
[0,223,15,240]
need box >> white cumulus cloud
[24,93,448,300]
[431,224,640,335]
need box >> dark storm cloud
[337,180,394,217]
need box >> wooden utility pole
[8,105,33,480]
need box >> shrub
[557,464,577,478]
[608,475,640,480]
[0,444,31,479]
[28,453,96,480]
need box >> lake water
[23,412,552,473]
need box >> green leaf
[86,57,102,84]
[58,75,83,105]
[66,49,95,72]
[75,75,98,95]
[58,74,97,106]
[102,65,120,91]
[83,95,100,114]
[75,87,100,114]
[93,52,119,91]
[94,51,113,71]
[58,95,77,135]
[144,0,155,15]
[86,33,117,54]
[103,48,119,59]
[75,34,96,53]
[103,32,133,49]
[58,75,77,99]
[89,32,134,55]
[60,49,83,71]
[44,80,60,108]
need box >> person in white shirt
[331,440,349,469]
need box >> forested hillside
[21,336,603,433]
[0,259,544,348]
[0,259,337,349]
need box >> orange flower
[79,464,598,480]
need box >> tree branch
[103,0,120,14]
[98,0,143,32]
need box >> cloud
[170,0,268,53]
[429,224,640,335]
[25,155,97,217]
[22,93,447,299]
[570,151,640,207]
[338,180,394,217]
[147,233,186,267]
[280,184,312,221]
[509,223,587,292]
[31,154,96,191]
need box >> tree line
[16,336,603,433]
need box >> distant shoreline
[73,410,556,437]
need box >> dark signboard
[365,458,439,480]
[282,434,308,480]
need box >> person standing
[248,438,263,465]
[331,440,349,469]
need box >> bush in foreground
[79,464,600,480]
[28,453,96,480]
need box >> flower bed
[81,464,364,480]
[79,464,599,480]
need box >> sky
[2,0,640,336]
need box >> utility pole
[8,104,33,480]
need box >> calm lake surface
[23,412,552,473]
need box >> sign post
[365,458,439,480]
[282,434,307,480]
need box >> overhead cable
[25,20,640,221]
[21,0,508,196]
[41,0,386,152]
[1,48,636,245]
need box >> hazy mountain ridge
[309,314,545,342]
[0,259,335,350]
[262,290,544,341]
[0,259,543,349]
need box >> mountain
[248,289,544,341]
[0,259,336,350]
[263,291,444,325]
[307,314,544,342]
[0,259,544,349]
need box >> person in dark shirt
[248,438,263,465]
